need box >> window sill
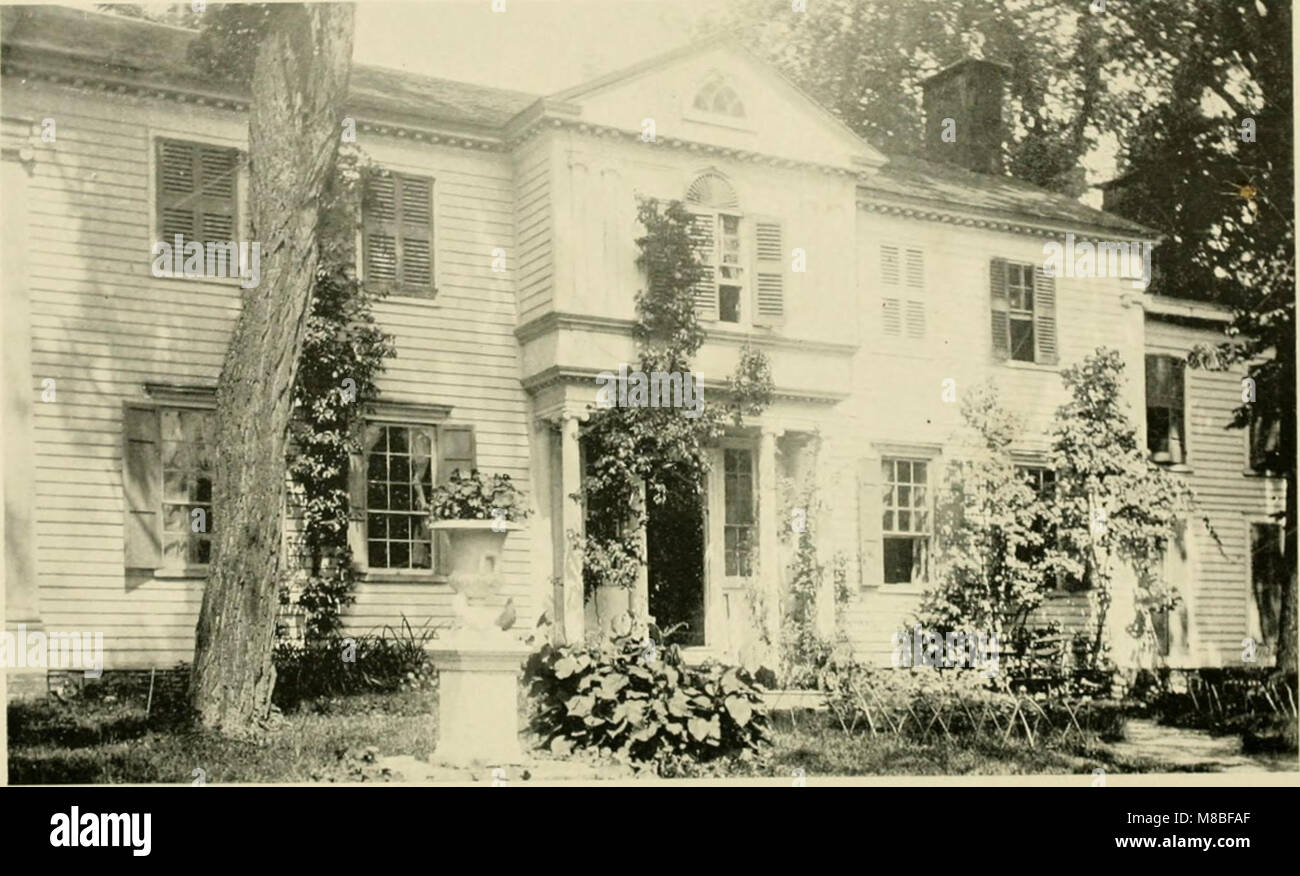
[367,283,439,302]
[1241,468,1283,479]
[1151,462,1193,474]
[151,270,246,288]
[1000,359,1059,372]
[864,583,929,596]
[153,567,208,580]
[358,570,449,586]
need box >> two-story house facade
[1,7,1284,688]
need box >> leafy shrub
[272,618,437,708]
[429,469,529,521]
[523,633,770,774]
[1135,667,1298,753]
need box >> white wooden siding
[8,78,535,668]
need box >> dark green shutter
[1033,265,1058,365]
[399,175,434,292]
[690,212,717,316]
[989,258,1009,359]
[123,404,161,569]
[437,425,477,483]
[156,139,237,246]
[752,217,785,326]
[364,171,435,296]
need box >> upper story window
[155,138,239,246]
[362,170,435,298]
[990,258,1057,365]
[880,244,925,339]
[685,173,784,327]
[692,75,746,118]
[1145,354,1186,464]
[1249,411,1281,473]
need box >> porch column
[632,482,649,620]
[759,428,782,651]
[557,412,585,644]
[812,435,837,640]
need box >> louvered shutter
[156,139,238,247]
[399,174,434,293]
[882,299,902,336]
[904,247,924,338]
[689,212,717,317]
[434,424,476,575]
[1033,266,1058,365]
[123,404,162,569]
[989,258,1010,359]
[857,456,884,588]
[905,301,926,339]
[753,217,785,326]
[880,244,900,285]
[437,425,477,484]
[364,172,400,285]
[880,244,901,336]
[349,424,380,563]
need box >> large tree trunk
[191,4,355,733]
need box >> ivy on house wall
[576,198,773,624]
[281,145,396,643]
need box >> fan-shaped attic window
[685,172,739,211]
[692,76,746,118]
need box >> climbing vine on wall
[281,145,396,643]
[576,198,773,618]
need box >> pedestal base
[429,639,531,767]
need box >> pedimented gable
[550,41,885,172]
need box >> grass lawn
[8,684,1207,782]
[8,689,438,784]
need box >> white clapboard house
[0,6,1286,691]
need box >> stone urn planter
[427,519,529,767]
[431,518,519,632]
[424,470,531,767]
[589,583,632,639]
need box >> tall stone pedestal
[429,636,531,767]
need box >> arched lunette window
[693,75,746,118]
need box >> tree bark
[190,3,355,733]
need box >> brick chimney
[922,58,1011,175]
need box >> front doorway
[646,441,759,652]
[646,488,707,647]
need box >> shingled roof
[0,5,537,132]
[862,151,1156,238]
[2,5,1155,238]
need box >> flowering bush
[429,469,529,522]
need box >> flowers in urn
[429,469,529,527]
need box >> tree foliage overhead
[1099,0,1295,673]
[717,0,1153,193]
